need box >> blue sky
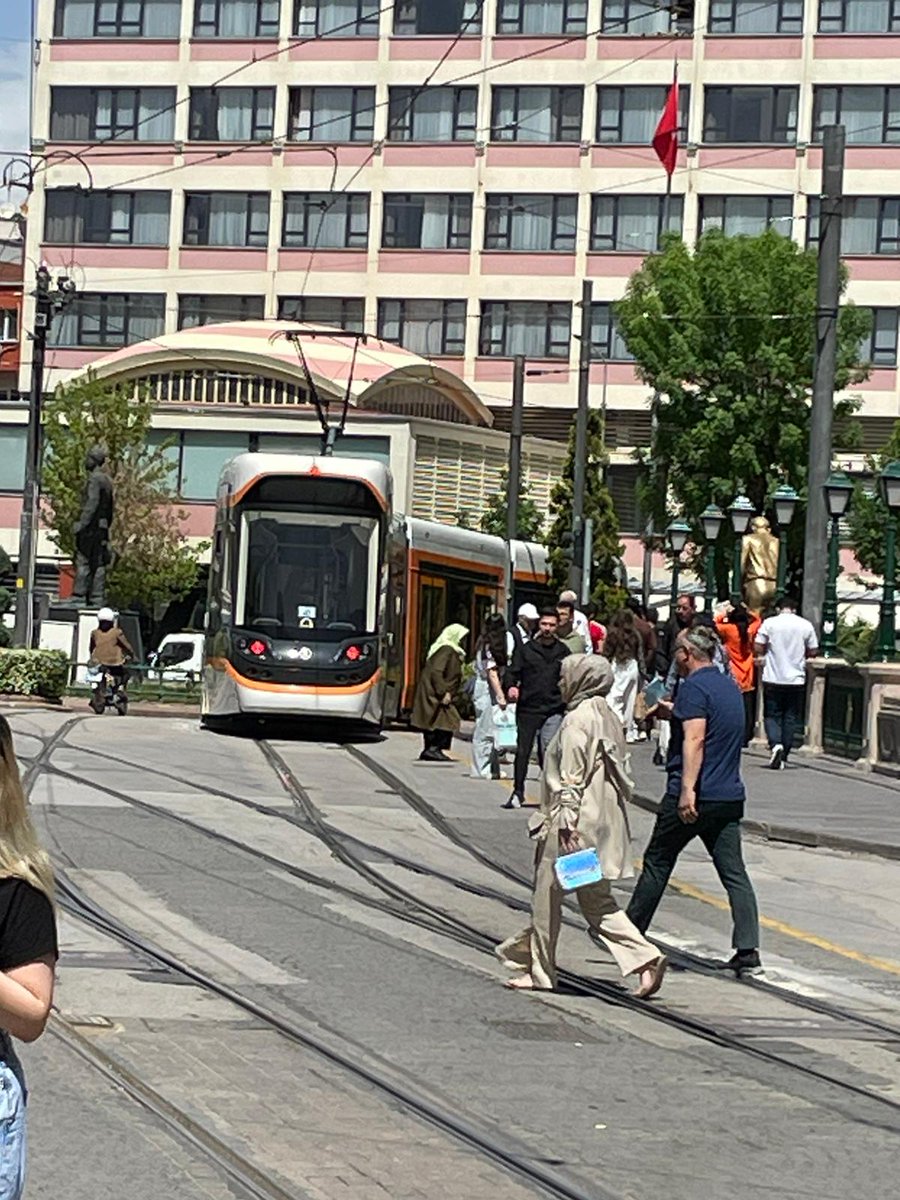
[2,1,32,166]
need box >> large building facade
[14,0,900,543]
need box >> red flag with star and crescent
[652,82,679,177]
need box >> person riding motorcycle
[88,608,133,711]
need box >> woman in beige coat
[496,655,667,998]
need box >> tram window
[236,511,379,638]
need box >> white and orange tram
[201,453,551,729]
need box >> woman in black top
[0,715,58,1199]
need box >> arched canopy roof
[78,320,492,427]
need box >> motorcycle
[86,663,129,716]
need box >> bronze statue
[741,515,779,615]
[72,446,114,608]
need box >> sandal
[634,955,668,999]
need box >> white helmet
[97,607,115,623]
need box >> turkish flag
[652,83,679,177]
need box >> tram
[201,453,550,728]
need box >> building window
[589,303,633,361]
[180,431,252,500]
[590,195,683,252]
[382,195,472,249]
[491,86,583,142]
[294,0,380,36]
[44,189,171,245]
[378,299,467,355]
[278,295,366,330]
[496,0,588,33]
[703,86,798,143]
[808,196,900,254]
[0,310,18,343]
[387,87,477,141]
[596,85,690,144]
[288,87,375,142]
[484,194,578,251]
[699,195,794,236]
[183,192,269,247]
[818,0,900,32]
[193,0,280,37]
[859,308,899,367]
[189,88,275,141]
[708,0,802,32]
[282,192,369,248]
[49,292,165,347]
[602,0,691,34]
[178,294,265,327]
[54,0,181,36]
[479,301,571,358]
[813,87,900,145]
[49,87,175,141]
[393,0,483,34]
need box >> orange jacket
[714,612,761,692]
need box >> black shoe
[418,749,444,762]
[503,793,523,810]
[437,750,453,762]
[723,950,763,976]
[768,744,784,770]
[652,748,663,767]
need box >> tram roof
[219,453,392,510]
[80,320,493,427]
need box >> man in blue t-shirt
[627,625,762,974]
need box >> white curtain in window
[509,199,551,250]
[255,90,274,136]
[723,198,768,236]
[845,0,888,30]
[506,303,550,356]
[145,0,182,35]
[313,88,354,141]
[615,198,660,251]
[624,0,669,32]
[405,303,443,355]
[318,0,357,34]
[412,91,454,140]
[128,297,165,341]
[139,89,175,140]
[518,0,564,32]
[730,0,781,31]
[218,89,252,139]
[50,305,79,346]
[516,89,551,141]
[209,194,250,244]
[95,90,114,136]
[840,87,886,143]
[220,0,256,35]
[132,193,170,243]
[420,197,450,248]
[620,90,661,143]
[307,198,348,247]
[843,199,878,254]
[60,0,96,35]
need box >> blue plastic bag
[493,704,518,751]
[554,847,604,892]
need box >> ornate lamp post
[667,518,692,613]
[700,504,726,609]
[820,471,854,658]
[771,483,800,602]
[728,493,755,605]
[874,461,900,662]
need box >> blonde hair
[0,717,55,901]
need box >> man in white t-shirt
[754,596,818,769]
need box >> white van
[147,632,205,683]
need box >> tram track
[20,716,900,1131]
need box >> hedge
[0,649,70,702]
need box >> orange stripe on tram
[210,658,382,697]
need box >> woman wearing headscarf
[496,656,667,998]
[411,624,468,762]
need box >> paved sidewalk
[629,740,900,860]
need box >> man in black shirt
[504,608,570,809]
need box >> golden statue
[741,516,779,615]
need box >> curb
[629,791,900,863]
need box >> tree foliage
[479,471,545,542]
[845,419,900,583]
[547,410,627,619]
[0,546,11,648]
[41,372,205,613]
[615,229,871,593]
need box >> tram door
[419,576,447,668]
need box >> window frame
[478,300,572,358]
[596,84,690,144]
[287,86,375,142]
[177,294,266,328]
[483,193,578,252]
[182,191,270,247]
[54,0,180,37]
[281,192,370,249]
[377,298,467,356]
[381,193,473,250]
[188,87,275,142]
[50,292,166,347]
[807,195,900,255]
[495,0,588,34]
[293,0,380,36]
[490,85,584,143]
[49,86,176,142]
[708,0,803,33]
[698,194,794,236]
[860,307,899,366]
[818,0,900,32]
[812,86,900,145]
[386,86,478,142]
[193,0,280,37]
[589,194,684,252]
[703,85,799,144]
[278,295,366,330]
[0,309,18,343]
[601,0,691,34]
[43,187,171,245]
[393,0,484,35]
[588,301,634,362]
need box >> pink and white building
[11,0,900,553]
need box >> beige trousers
[497,839,659,990]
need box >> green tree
[41,372,205,613]
[547,410,627,619]
[846,419,900,583]
[615,229,871,593]
[479,470,545,541]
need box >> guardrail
[67,661,201,704]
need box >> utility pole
[802,124,845,632]
[569,278,593,593]
[13,265,76,648]
[506,354,525,545]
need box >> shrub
[0,649,70,702]
[836,616,876,665]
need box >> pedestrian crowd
[412,581,820,1001]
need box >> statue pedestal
[41,606,101,685]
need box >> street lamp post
[874,461,900,661]
[667,519,691,614]
[771,483,800,602]
[820,472,854,658]
[700,504,726,610]
[728,493,755,606]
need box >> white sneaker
[768,744,784,770]
[503,793,523,809]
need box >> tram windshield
[236,511,379,639]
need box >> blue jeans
[0,1058,26,1200]
[763,683,805,758]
